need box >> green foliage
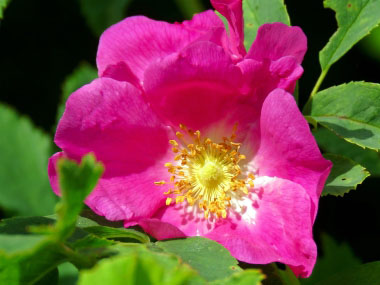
[360,26,380,61]
[84,226,150,244]
[319,0,380,72]
[57,63,97,124]
[315,261,380,285]
[156,237,242,281]
[310,82,380,151]
[0,103,57,216]
[210,270,264,285]
[0,0,10,19]
[0,155,104,284]
[314,127,380,176]
[79,0,131,36]
[58,262,79,285]
[78,246,201,285]
[54,154,104,239]
[301,234,361,285]
[323,154,369,196]
[242,0,290,50]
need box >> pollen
[155,124,255,220]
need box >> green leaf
[310,82,380,150]
[315,261,380,285]
[58,262,79,285]
[0,216,55,234]
[0,103,57,216]
[243,0,290,50]
[210,269,264,285]
[78,246,202,285]
[301,233,361,285]
[0,0,11,19]
[84,226,150,244]
[156,237,242,282]
[79,0,131,36]
[360,26,380,61]
[319,0,380,72]
[55,154,104,240]
[36,268,59,285]
[322,154,369,196]
[314,127,380,176]
[57,63,97,125]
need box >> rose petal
[247,22,307,63]
[253,89,332,221]
[211,0,245,58]
[206,177,317,277]
[52,77,175,221]
[97,11,224,81]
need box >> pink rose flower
[48,0,332,277]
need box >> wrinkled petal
[52,77,174,221]
[211,0,245,58]
[97,11,224,81]
[247,22,307,63]
[102,61,141,89]
[205,177,317,277]
[253,89,332,221]
[144,41,245,133]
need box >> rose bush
[48,0,331,277]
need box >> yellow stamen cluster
[155,124,255,219]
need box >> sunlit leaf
[78,246,202,285]
[314,127,380,176]
[323,154,369,196]
[0,103,57,216]
[319,0,380,72]
[242,0,290,50]
[310,82,380,150]
[156,237,242,282]
[210,269,264,285]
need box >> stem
[310,68,329,100]
[304,67,329,114]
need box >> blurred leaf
[210,269,264,285]
[57,63,97,124]
[243,0,290,50]
[79,0,131,36]
[314,127,380,176]
[156,237,242,282]
[0,0,10,19]
[360,26,380,61]
[319,0,380,72]
[84,226,150,243]
[174,0,205,19]
[0,103,57,216]
[301,234,361,285]
[315,261,380,285]
[0,155,104,284]
[310,82,380,150]
[322,154,369,197]
[0,216,55,234]
[78,246,202,285]
[36,268,59,285]
[55,154,104,240]
[58,262,79,285]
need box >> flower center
[155,124,255,219]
